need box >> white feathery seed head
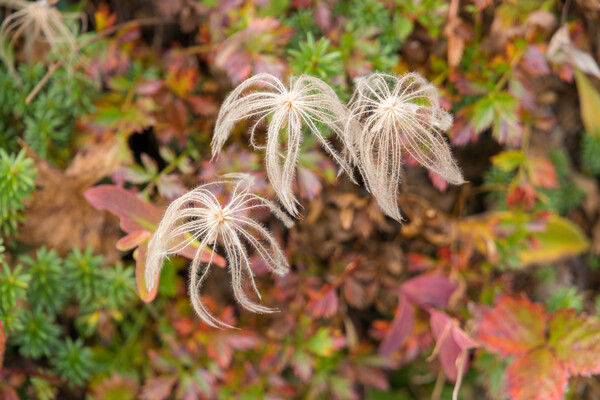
[211,73,359,217]
[0,0,84,76]
[145,175,293,329]
[346,72,464,221]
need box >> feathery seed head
[347,72,464,221]
[211,73,359,217]
[0,0,84,76]
[145,176,293,328]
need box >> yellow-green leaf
[518,215,589,265]
[574,69,600,137]
[491,150,525,172]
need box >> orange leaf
[478,296,546,356]
[505,347,568,400]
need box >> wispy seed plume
[0,0,84,76]
[347,72,464,221]
[145,175,293,329]
[211,73,358,217]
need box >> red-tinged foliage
[548,309,600,376]
[506,182,537,211]
[308,284,339,319]
[505,348,568,400]
[379,293,415,356]
[429,310,478,382]
[0,321,4,368]
[400,272,457,309]
[529,158,558,189]
[478,296,546,356]
[140,376,177,400]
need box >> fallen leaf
[18,140,122,260]
[140,376,177,400]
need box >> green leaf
[518,215,589,265]
[305,328,335,357]
[574,69,600,137]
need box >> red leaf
[548,309,600,376]
[355,365,389,390]
[529,158,558,189]
[85,185,225,265]
[478,296,546,356]
[308,285,339,318]
[379,293,415,356]
[0,321,5,368]
[400,272,457,309]
[405,253,438,272]
[506,183,536,211]
[429,310,478,382]
[85,185,162,233]
[116,230,152,251]
[505,348,568,400]
[140,376,177,400]
[134,242,157,303]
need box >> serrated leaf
[505,347,568,400]
[517,214,589,265]
[548,309,600,376]
[478,296,546,356]
[574,69,600,137]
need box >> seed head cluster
[148,72,464,327]
[211,73,358,217]
[145,176,293,328]
[0,0,83,76]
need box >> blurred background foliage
[2,0,600,399]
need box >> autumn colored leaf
[505,347,568,400]
[528,157,558,189]
[548,309,600,376]
[429,310,478,382]
[400,272,457,309]
[379,293,415,356]
[574,69,600,137]
[478,296,546,356]
[0,321,5,368]
[517,214,589,265]
[506,182,536,211]
[140,376,177,400]
[308,284,339,319]
[85,185,162,233]
[491,150,525,172]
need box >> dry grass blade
[145,176,293,328]
[347,72,464,221]
[211,73,358,217]
[0,0,84,77]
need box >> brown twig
[25,17,173,104]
